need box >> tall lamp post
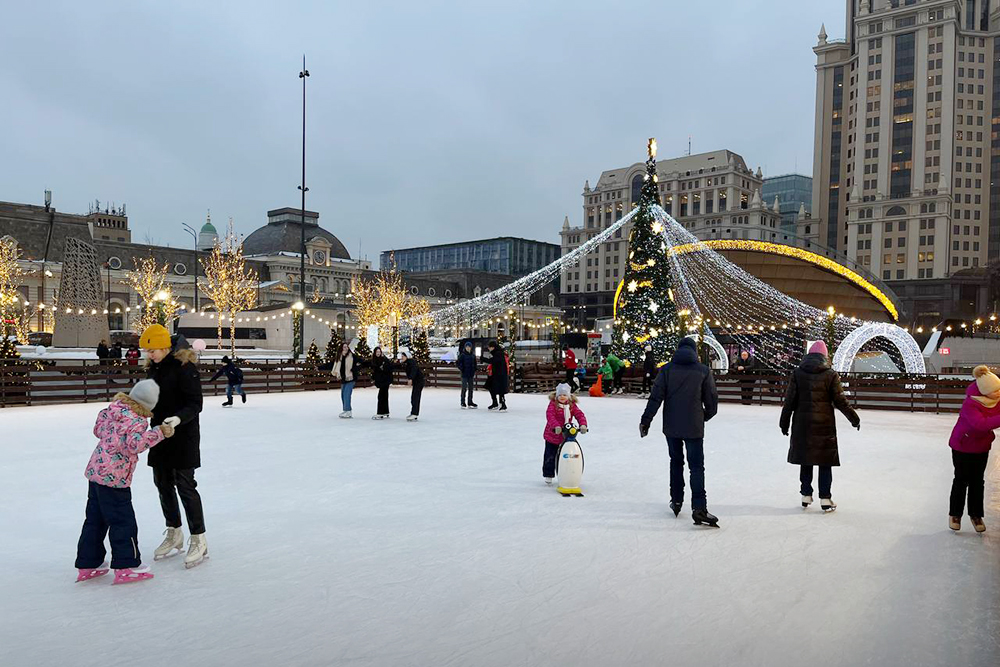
[181,222,199,312]
[297,56,310,356]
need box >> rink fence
[0,359,970,414]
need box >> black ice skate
[692,509,719,527]
[669,502,682,517]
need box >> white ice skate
[371,414,389,420]
[339,411,352,419]
[185,533,208,569]
[544,477,554,486]
[801,495,813,508]
[406,414,418,422]
[153,527,185,560]
[820,498,837,512]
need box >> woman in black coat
[369,346,392,419]
[779,341,860,511]
[486,341,508,411]
[141,329,207,564]
[397,349,425,420]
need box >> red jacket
[563,349,577,370]
[949,382,1000,454]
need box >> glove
[163,416,181,429]
[639,422,649,438]
[159,423,175,438]
[781,428,789,436]
[552,427,562,434]
[579,425,588,434]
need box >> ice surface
[1,388,997,667]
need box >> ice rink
[1,387,997,667]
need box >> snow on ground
[1,388,997,667]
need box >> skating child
[542,383,588,485]
[210,355,245,407]
[948,365,1000,532]
[75,379,177,584]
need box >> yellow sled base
[557,486,583,497]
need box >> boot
[802,495,813,508]
[499,398,507,412]
[469,402,478,409]
[971,517,986,533]
[185,533,208,569]
[820,498,837,512]
[949,516,961,531]
[222,399,233,407]
[669,502,682,517]
[154,527,185,560]
[692,509,719,527]
[241,393,247,404]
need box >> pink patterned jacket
[85,395,165,488]
[544,396,588,444]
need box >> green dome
[200,221,217,233]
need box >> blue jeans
[800,465,832,498]
[666,437,706,510]
[341,381,355,412]
[226,383,245,400]
[461,377,474,405]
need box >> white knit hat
[974,365,1000,395]
[129,379,160,412]
[397,347,410,359]
[555,383,572,398]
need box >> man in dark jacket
[486,341,508,412]
[457,341,479,409]
[641,345,657,398]
[398,348,425,421]
[640,338,720,526]
[210,355,246,407]
[736,350,757,404]
[779,340,860,511]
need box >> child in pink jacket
[948,365,1000,533]
[75,379,176,584]
[542,383,588,485]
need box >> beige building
[810,0,1000,323]
[560,149,781,326]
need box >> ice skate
[112,565,153,584]
[802,495,813,508]
[971,517,986,533]
[949,516,961,531]
[153,527,185,560]
[487,403,498,411]
[820,498,837,512]
[468,402,478,409]
[461,403,467,409]
[692,509,719,527]
[499,399,507,412]
[184,533,208,569]
[241,393,246,404]
[76,562,109,582]
[544,477,553,486]
[222,399,233,407]
[669,502,682,517]
[372,414,389,420]
[339,411,352,419]
[406,414,418,422]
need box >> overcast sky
[0,0,840,263]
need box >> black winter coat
[779,353,860,467]
[735,355,757,376]
[487,348,508,395]
[643,351,657,376]
[457,349,477,379]
[370,354,392,389]
[641,340,718,439]
[147,352,204,470]
[401,359,425,386]
[210,361,243,385]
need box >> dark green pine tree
[0,334,20,360]
[411,329,431,365]
[353,334,371,360]
[325,328,344,365]
[304,339,322,367]
[611,139,682,365]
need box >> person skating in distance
[639,338,720,526]
[210,355,245,407]
[457,341,479,409]
[779,340,860,513]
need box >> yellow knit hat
[973,365,1000,396]
[139,324,171,350]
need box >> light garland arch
[685,333,730,375]
[832,322,926,375]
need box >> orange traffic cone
[589,374,605,397]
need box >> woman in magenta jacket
[948,365,1000,532]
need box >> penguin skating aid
[556,422,585,497]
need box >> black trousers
[800,465,833,498]
[642,373,652,393]
[613,368,625,390]
[565,369,576,386]
[76,481,140,569]
[411,381,424,416]
[377,385,390,415]
[950,450,989,517]
[543,440,560,478]
[740,379,755,404]
[153,467,206,534]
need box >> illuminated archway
[686,333,729,374]
[832,322,925,375]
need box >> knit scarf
[972,394,1000,409]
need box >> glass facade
[827,66,844,250]
[889,33,915,200]
[990,36,1000,260]
[380,238,560,277]
[762,174,812,233]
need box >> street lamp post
[297,56,310,357]
[104,262,112,328]
[181,223,199,312]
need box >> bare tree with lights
[201,221,257,354]
[353,256,430,351]
[124,256,177,332]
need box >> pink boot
[112,565,154,585]
[76,563,110,582]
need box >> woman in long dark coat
[779,340,860,512]
[486,341,508,412]
[369,346,392,419]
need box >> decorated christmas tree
[304,339,322,367]
[0,335,20,360]
[411,328,430,365]
[353,334,371,360]
[611,138,682,364]
[325,328,344,365]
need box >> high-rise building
[810,0,999,323]
[561,149,782,326]
[762,174,812,232]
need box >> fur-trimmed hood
[112,392,153,418]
